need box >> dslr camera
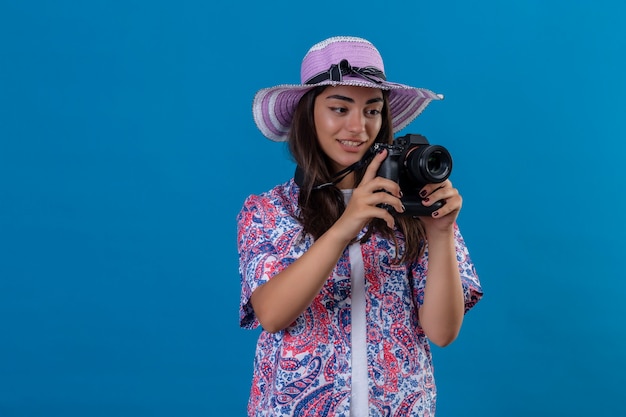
[375,134,453,217]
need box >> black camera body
[375,134,453,217]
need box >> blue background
[1,1,625,416]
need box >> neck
[334,172,356,189]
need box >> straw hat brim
[253,79,443,142]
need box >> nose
[345,111,366,134]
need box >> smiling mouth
[338,140,364,147]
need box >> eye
[330,106,348,114]
[366,108,382,117]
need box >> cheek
[367,119,383,135]
[314,110,341,134]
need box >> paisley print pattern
[237,179,483,416]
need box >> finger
[422,188,456,207]
[431,194,462,218]
[367,190,405,214]
[373,206,397,229]
[363,176,402,199]
[419,180,451,199]
[420,180,453,203]
[361,148,388,182]
[343,199,397,230]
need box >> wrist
[424,224,455,242]
[323,223,356,248]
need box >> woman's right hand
[250,150,405,333]
[332,149,405,242]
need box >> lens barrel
[404,145,452,185]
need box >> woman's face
[313,85,384,175]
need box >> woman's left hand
[418,179,462,234]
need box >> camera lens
[405,145,452,184]
[427,151,446,176]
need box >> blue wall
[1,1,625,416]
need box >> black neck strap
[294,145,379,190]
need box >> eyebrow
[325,94,384,104]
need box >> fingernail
[432,211,439,217]
[401,204,406,212]
[399,191,403,198]
[419,190,428,197]
[423,197,430,203]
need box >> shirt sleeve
[236,194,293,329]
[410,223,483,314]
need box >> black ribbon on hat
[305,59,386,85]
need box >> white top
[342,190,369,416]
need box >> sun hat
[252,36,444,142]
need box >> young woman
[238,36,483,417]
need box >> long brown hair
[288,86,426,262]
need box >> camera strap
[294,145,380,190]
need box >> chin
[334,155,362,171]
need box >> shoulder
[239,179,300,223]
[237,179,307,251]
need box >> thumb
[361,148,388,182]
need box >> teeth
[339,140,361,147]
